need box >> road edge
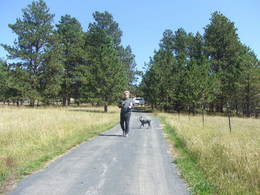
[1,123,120,195]
[156,114,216,194]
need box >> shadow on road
[99,134,123,137]
[132,109,153,113]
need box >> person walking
[118,91,133,137]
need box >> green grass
[159,116,216,194]
[0,106,119,193]
[156,113,260,195]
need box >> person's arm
[118,100,125,108]
[118,100,122,108]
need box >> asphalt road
[9,111,190,195]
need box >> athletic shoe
[125,133,128,137]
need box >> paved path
[9,112,190,195]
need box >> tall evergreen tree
[0,59,26,105]
[239,46,260,116]
[141,29,220,113]
[86,11,128,112]
[140,11,258,117]
[90,11,122,47]
[139,58,161,109]
[158,30,176,110]
[1,0,59,106]
[204,11,243,112]
[56,14,86,106]
[0,59,8,102]
[118,45,137,85]
[39,35,63,105]
[171,28,190,112]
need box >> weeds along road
[8,112,190,195]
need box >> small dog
[139,116,151,128]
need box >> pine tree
[0,59,27,105]
[204,11,243,112]
[118,45,137,85]
[39,34,63,105]
[158,30,176,110]
[86,11,128,112]
[90,11,122,47]
[171,28,190,112]
[56,14,86,106]
[0,59,8,102]
[139,58,161,109]
[239,46,260,116]
[1,0,58,106]
[140,12,258,117]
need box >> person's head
[123,90,130,99]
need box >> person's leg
[125,112,131,135]
[120,113,125,135]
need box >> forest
[1,0,259,117]
[139,12,260,117]
[0,0,136,112]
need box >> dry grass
[0,106,119,191]
[157,113,260,194]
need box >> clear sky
[1,0,260,72]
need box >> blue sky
[1,0,260,72]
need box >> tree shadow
[99,133,123,137]
[68,109,116,113]
[132,109,153,113]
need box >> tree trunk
[202,105,205,127]
[104,104,108,112]
[62,97,66,106]
[63,97,68,106]
[245,77,250,117]
[209,103,214,112]
[188,106,191,120]
[30,99,35,107]
[235,103,239,116]
[227,104,232,133]
[255,110,259,119]
[228,112,232,133]
[192,104,196,116]
[216,96,224,113]
[217,103,223,113]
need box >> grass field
[0,106,119,192]
[157,113,260,194]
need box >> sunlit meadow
[157,113,260,194]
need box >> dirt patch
[163,131,181,159]
[0,174,17,195]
